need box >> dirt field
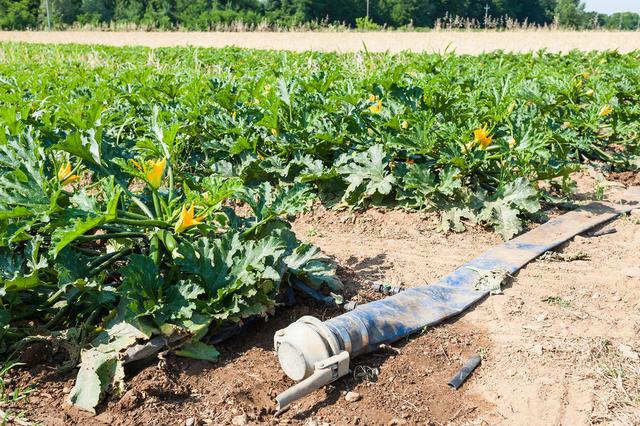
[1,30,640,53]
[4,173,639,425]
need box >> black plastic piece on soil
[448,355,482,390]
[370,282,404,296]
[290,276,338,307]
[587,227,617,237]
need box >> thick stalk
[168,165,174,204]
[112,218,169,228]
[76,232,146,242]
[87,248,135,277]
[86,250,121,270]
[241,215,274,238]
[152,191,162,219]
[119,210,152,220]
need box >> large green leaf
[337,144,396,204]
[68,322,146,413]
[50,215,106,258]
[175,341,219,362]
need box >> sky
[583,0,640,14]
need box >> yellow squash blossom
[598,104,613,117]
[131,158,166,189]
[401,120,409,129]
[57,163,80,186]
[369,99,382,114]
[174,205,205,233]
[146,158,166,189]
[473,126,493,149]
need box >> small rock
[530,344,544,356]
[535,314,547,322]
[630,209,640,219]
[388,419,407,426]
[618,344,640,361]
[506,368,516,377]
[591,292,600,300]
[344,391,361,402]
[304,420,317,426]
[232,414,248,426]
[185,418,196,426]
[62,386,69,393]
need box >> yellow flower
[174,205,205,233]
[401,120,409,129]
[369,94,376,102]
[57,162,80,186]
[585,89,594,97]
[144,158,166,189]
[581,72,590,79]
[561,121,572,129]
[271,128,278,137]
[473,126,493,149]
[507,137,516,149]
[369,99,382,114]
[598,104,613,117]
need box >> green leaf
[338,144,396,204]
[174,341,219,362]
[475,178,540,240]
[50,215,105,258]
[53,130,102,165]
[439,207,476,233]
[68,322,146,413]
[284,243,343,291]
[163,280,204,321]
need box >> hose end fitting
[274,316,350,409]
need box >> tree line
[1,0,639,30]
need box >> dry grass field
[1,30,640,53]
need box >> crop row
[0,43,638,409]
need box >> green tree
[0,0,40,29]
[113,0,144,23]
[554,0,586,28]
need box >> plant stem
[241,215,274,238]
[168,164,174,204]
[119,210,152,220]
[46,288,65,305]
[87,248,135,277]
[76,232,147,242]
[112,218,169,228]
[86,250,121,270]
[152,192,162,220]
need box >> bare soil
[1,31,640,53]
[4,173,640,425]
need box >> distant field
[1,30,640,53]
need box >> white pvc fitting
[274,316,341,381]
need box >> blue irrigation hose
[274,188,640,409]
